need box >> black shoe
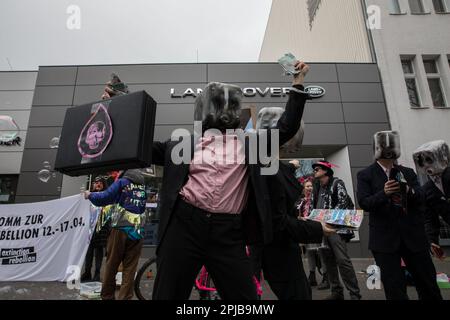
[309,271,318,287]
[350,294,362,300]
[81,272,91,282]
[323,292,344,300]
[317,273,330,290]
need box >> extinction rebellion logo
[1,247,37,265]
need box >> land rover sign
[304,85,326,99]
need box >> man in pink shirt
[109,61,311,300]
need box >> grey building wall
[0,71,37,176]
[16,63,388,257]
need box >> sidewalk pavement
[1,258,450,300]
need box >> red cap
[312,161,339,176]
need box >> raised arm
[277,61,310,146]
[87,179,123,207]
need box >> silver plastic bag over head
[373,131,401,160]
[413,140,450,176]
[256,107,305,157]
[194,82,243,132]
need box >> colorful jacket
[89,170,147,240]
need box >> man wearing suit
[413,140,450,257]
[424,167,450,253]
[144,61,311,300]
[357,131,442,300]
[249,108,332,300]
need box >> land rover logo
[304,85,325,98]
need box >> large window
[401,58,421,108]
[409,0,426,13]
[0,175,18,204]
[424,58,446,107]
[432,0,450,12]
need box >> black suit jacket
[152,86,309,253]
[269,162,323,245]
[262,162,323,282]
[357,162,428,253]
[424,167,450,245]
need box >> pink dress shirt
[179,133,249,214]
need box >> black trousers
[268,278,311,300]
[84,241,104,275]
[249,244,312,300]
[372,242,442,300]
[153,199,257,300]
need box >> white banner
[0,194,98,282]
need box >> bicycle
[134,255,158,300]
[134,256,263,300]
[195,266,263,300]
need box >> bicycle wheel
[134,256,157,300]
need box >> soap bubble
[37,169,51,183]
[43,161,51,170]
[49,136,60,149]
[0,116,19,142]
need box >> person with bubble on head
[98,60,311,300]
[357,131,442,300]
[246,108,333,300]
[413,140,450,260]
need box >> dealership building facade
[0,62,388,257]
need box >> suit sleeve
[357,170,389,212]
[405,168,424,205]
[276,85,309,146]
[275,214,324,243]
[425,205,441,245]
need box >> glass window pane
[402,59,413,74]
[433,0,446,12]
[405,78,420,107]
[0,176,17,204]
[423,59,438,74]
[389,0,402,13]
[428,78,446,107]
[409,0,425,13]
